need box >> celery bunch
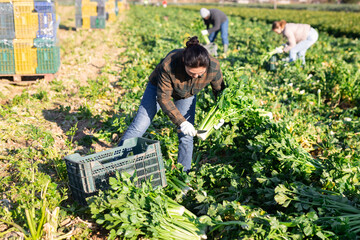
[259,45,284,65]
[198,76,257,140]
[89,172,207,240]
[275,183,360,236]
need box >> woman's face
[185,66,207,79]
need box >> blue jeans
[209,19,229,45]
[289,27,318,64]
[119,82,196,171]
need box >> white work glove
[180,121,197,137]
[201,30,209,36]
[275,46,284,54]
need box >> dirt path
[0,7,129,239]
[0,5,127,154]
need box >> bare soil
[0,5,127,154]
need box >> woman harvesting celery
[118,36,225,173]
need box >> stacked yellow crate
[13,1,38,39]
[117,0,127,15]
[13,0,38,74]
[81,0,97,29]
[116,0,125,15]
[13,39,37,74]
[105,0,116,22]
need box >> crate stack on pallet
[0,0,60,80]
[75,0,106,29]
[75,0,122,29]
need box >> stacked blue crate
[34,1,57,40]
[75,0,82,28]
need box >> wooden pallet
[0,73,56,85]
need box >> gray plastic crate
[97,5,105,17]
[203,42,218,57]
[75,0,82,15]
[115,0,119,15]
[0,3,15,39]
[65,137,167,205]
[75,14,82,28]
[90,16,105,29]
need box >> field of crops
[210,3,360,12]
[180,5,360,38]
[1,4,360,239]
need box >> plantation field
[206,3,360,12]
[1,4,360,239]
[180,5,360,38]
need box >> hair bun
[186,36,200,48]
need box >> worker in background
[118,36,225,173]
[162,0,167,7]
[272,20,318,65]
[200,8,229,55]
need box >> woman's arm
[157,66,186,126]
[283,30,296,52]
